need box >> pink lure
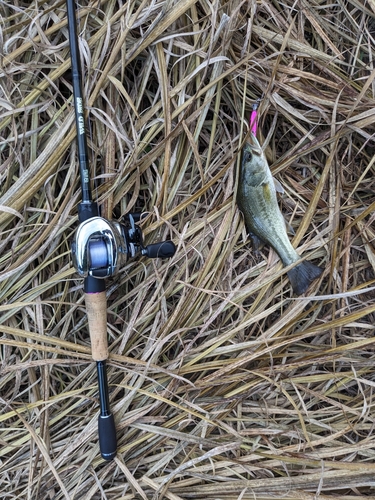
[249,104,258,135]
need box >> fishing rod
[66,0,176,461]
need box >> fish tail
[287,260,323,295]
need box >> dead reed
[1,0,375,498]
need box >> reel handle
[142,241,176,259]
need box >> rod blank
[66,0,92,205]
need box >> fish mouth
[245,132,263,154]
[242,134,263,164]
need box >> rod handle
[98,413,117,461]
[85,291,108,361]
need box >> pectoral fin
[273,177,284,194]
[262,178,283,202]
[262,182,273,203]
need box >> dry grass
[1,0,375,498]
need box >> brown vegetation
[1,0,375,498]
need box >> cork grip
[85,291,108,361]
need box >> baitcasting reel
[71,213,176,278]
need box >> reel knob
[142,241,176,259]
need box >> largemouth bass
[237,134,323,295]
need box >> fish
[236,134,323,295]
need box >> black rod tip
[98,413,117,461]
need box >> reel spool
[71,213,176,278]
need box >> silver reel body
[71,213,175,279]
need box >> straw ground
[1,0,375,498]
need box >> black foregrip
[144,241,176,259]
[98,413,117,461]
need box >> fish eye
[243,150,252,162]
